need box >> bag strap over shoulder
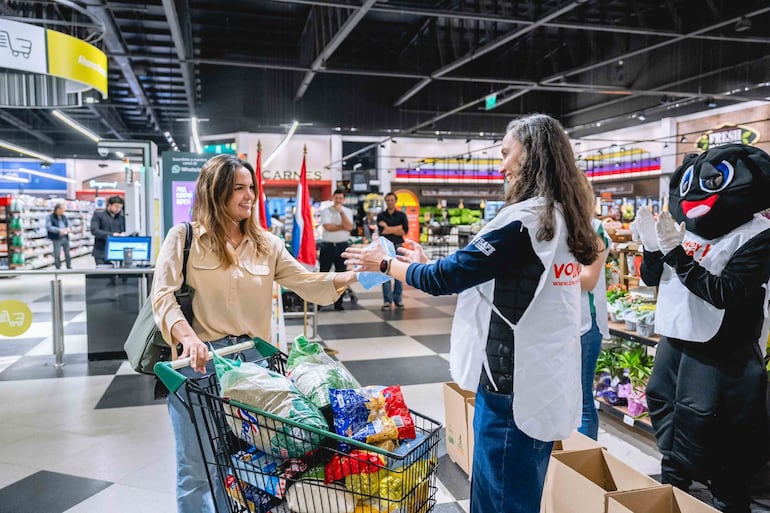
[181,222,192,284]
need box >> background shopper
[578,218,610,440]
[344,114,599,513]
[90,195,126,264]
[151,154,357,513]
[46,203,72,269]
[377,191,409,309]
[320,188,354,310]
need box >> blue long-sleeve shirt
[406,220,538,295]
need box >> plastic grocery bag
[356,237,396,290]
[212,351,328,458]
[329,386,400,453]
[288,335,360,409]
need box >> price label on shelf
[623,414,635,426]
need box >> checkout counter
[86,236,154,360]
[85,268,153,360]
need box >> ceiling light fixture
[0,140,55,164]
[637,113,646,121]
[18,167,76,183]
[0,174,30,183]
[52,110,100,143]
[680,136,688,143]
[734,16,751,33]
[264,120,299,167]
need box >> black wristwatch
[379,257,392,275]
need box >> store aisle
[0,275,758,513]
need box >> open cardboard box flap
[607,484,720,513]
[542,448,659,513]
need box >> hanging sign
[695,124,760,151]
[0,18,108,97]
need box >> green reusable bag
[124,223,193,374]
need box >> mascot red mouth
[681,194,718,219]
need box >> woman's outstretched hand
[341,234,387,273]
[398,239,428,264]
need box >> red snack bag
[325,450,384,482]
[381,385,416,440]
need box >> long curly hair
[191,154,268,267]
[504,114,599,265]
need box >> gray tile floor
[0,257,766,512]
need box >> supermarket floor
[0,258,766,513]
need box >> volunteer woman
[578,219,610,440]
[151,154,358,513]
[344,114,599,513]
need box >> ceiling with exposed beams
[1,0,769,161]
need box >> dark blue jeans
[471,384,554,513]
[579,314,603,440]
[381,278,403,305]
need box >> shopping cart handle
[170,340,256,370]
[154,338,276,393]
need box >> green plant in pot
[616,344,654,417]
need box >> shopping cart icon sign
[0,30,32,59]
[0,310,25,327]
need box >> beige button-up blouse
[151,222,342,345]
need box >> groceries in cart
[213,350,329,459]
[329,386,416,454]
[158,339,441,513]
[287,335,360,411]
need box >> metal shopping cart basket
[155,339,442,513]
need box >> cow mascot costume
[631,143,770,512]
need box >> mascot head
[669,143,770,239]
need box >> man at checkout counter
[91,196,126,265]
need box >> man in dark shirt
[91,195,126,265]
[377,191,409,309]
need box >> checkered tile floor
[1,268,768,512]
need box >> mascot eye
[679,166,694,196]
[699,160,734,193]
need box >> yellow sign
[46,29,108,97]
[0,300,33,337]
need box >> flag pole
[302,144,308,338]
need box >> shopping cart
[155,339,441,513]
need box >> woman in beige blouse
[151,154,357,513]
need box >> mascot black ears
[669,143,770,239]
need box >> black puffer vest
[479,231,544,395]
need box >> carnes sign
[696,124,760,151]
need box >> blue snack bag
[357,237,396,290]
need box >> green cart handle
[154,337,279,393]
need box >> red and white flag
[291,146,316,266]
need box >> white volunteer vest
[655,215,770,343]
[449,197,582,441]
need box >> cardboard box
[466,398,475,477]
[607,484,720,513]
[542,448,659,513]
[540,432,605,513]
[443,382,475,475]
[552,430,604,453]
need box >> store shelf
[608,321,659,347]
[596,397,655,436]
